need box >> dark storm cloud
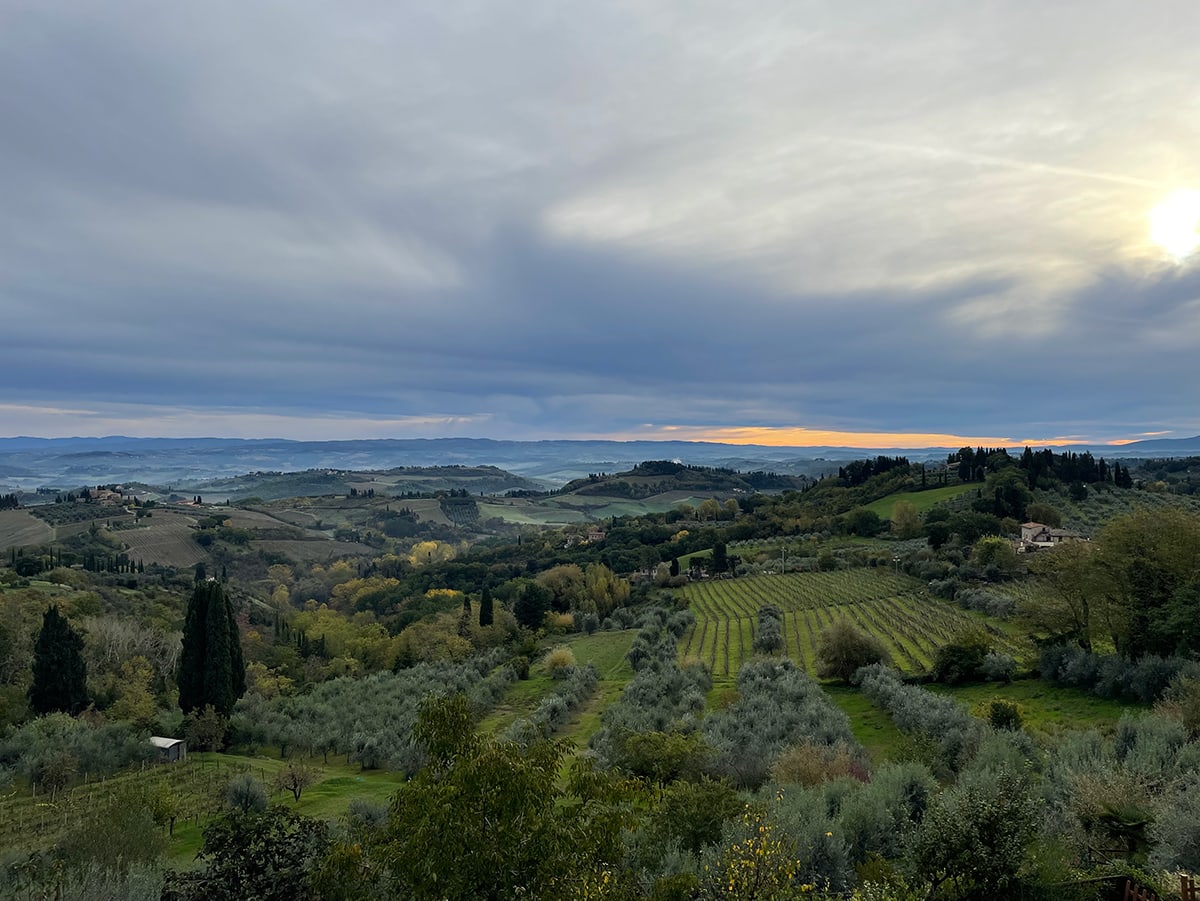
[2,0,1199,442]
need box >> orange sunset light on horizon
[606,425,1144,449]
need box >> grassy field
[0,748,402,864]
[864,484,976,519]
[932,678,1133,734]
[481,629,637,745]
[166,753,405,864]
[108,512,209,568]
[822,684,917,765]
[0,509,53,549]
[677,570,1029,680]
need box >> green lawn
[930,678,1135,735]
[865,484,975,519]
[150,751,402,865]
[822,684,916,766]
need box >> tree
[276,761,320,802]
[178,580,246,716]
[478,586,494,627]
[891,499,922,539]
[345,695,633,900]
[816,618,890,682]
[513,581,552,630]
[711,541,729,574]
[168,806,330,901]
[28,605,88,715]
[906,767,1038,900]
[1094,509,1200,658]
[1023,540,1104,651]
[583,562,630,615]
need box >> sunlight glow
[1149,189,1200,261]
[603,425,1097,449]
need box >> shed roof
[150,736,185,749]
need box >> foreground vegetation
[2,448,1200,898]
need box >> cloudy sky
[3,0,1199,447]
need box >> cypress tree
[29,606,88,715]
[178,580,245,716]
[478,587,494,627]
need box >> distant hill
[188,465,545,503]
[1,434,1195,493]
[557,460,811,499]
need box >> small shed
[150,736,187,763]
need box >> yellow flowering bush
[702,803,814,900]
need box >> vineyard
[677,570,1028,678]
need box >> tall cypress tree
[29,606,88,715]
[178,580,245,716]
[478,587,494,627]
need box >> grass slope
[863,484,975,519]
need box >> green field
[677,570,1029,679]
[932,678,1133,735]
[481,629,637,744]
[0,750,404,864]
[864,484,975,519]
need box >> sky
[3,0,1200,448]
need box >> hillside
[556,460,810,499]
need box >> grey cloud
[2,1,1199,442]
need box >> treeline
[951,445,1134,488]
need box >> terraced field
[678,570,1027,678]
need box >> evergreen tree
[514,582,551,630]
[478,587,494,627]
[178,580,246,716]
[711,541,729,574]
[28,606,88,715]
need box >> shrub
[1155,676,1200,739]
[511,655,531,680]
[931,632,992,685]
[544,646,577,678]
[854,664,983,774]
[1039,645,1200,704]
[346,798,388,832]
[226,773,268,813]
[771,740,865,787]
[705,658,863,789]
[979,651,1016,683]
[904,767,1039,899]
[817,619,891,683]
[752,605,784,655]
[975,697,1023,731]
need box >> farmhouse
[150,736,187,763]
[1019,521,1085,552]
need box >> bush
[931,632,992,685]
[854,664,983,774]
[226,773,268,813]
[704,658,863,789]
[1039,645,1200,703]
[904,767,1039,899]
[770,740,865,787]
[511,655,531,680]
[544,646,577,678]
[975,697,1023,731]
[817,619,891,682]
[752,605,784,655]
[979,651,1017,683]
[346,798,389,832]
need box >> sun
[1149,188,1200,262]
